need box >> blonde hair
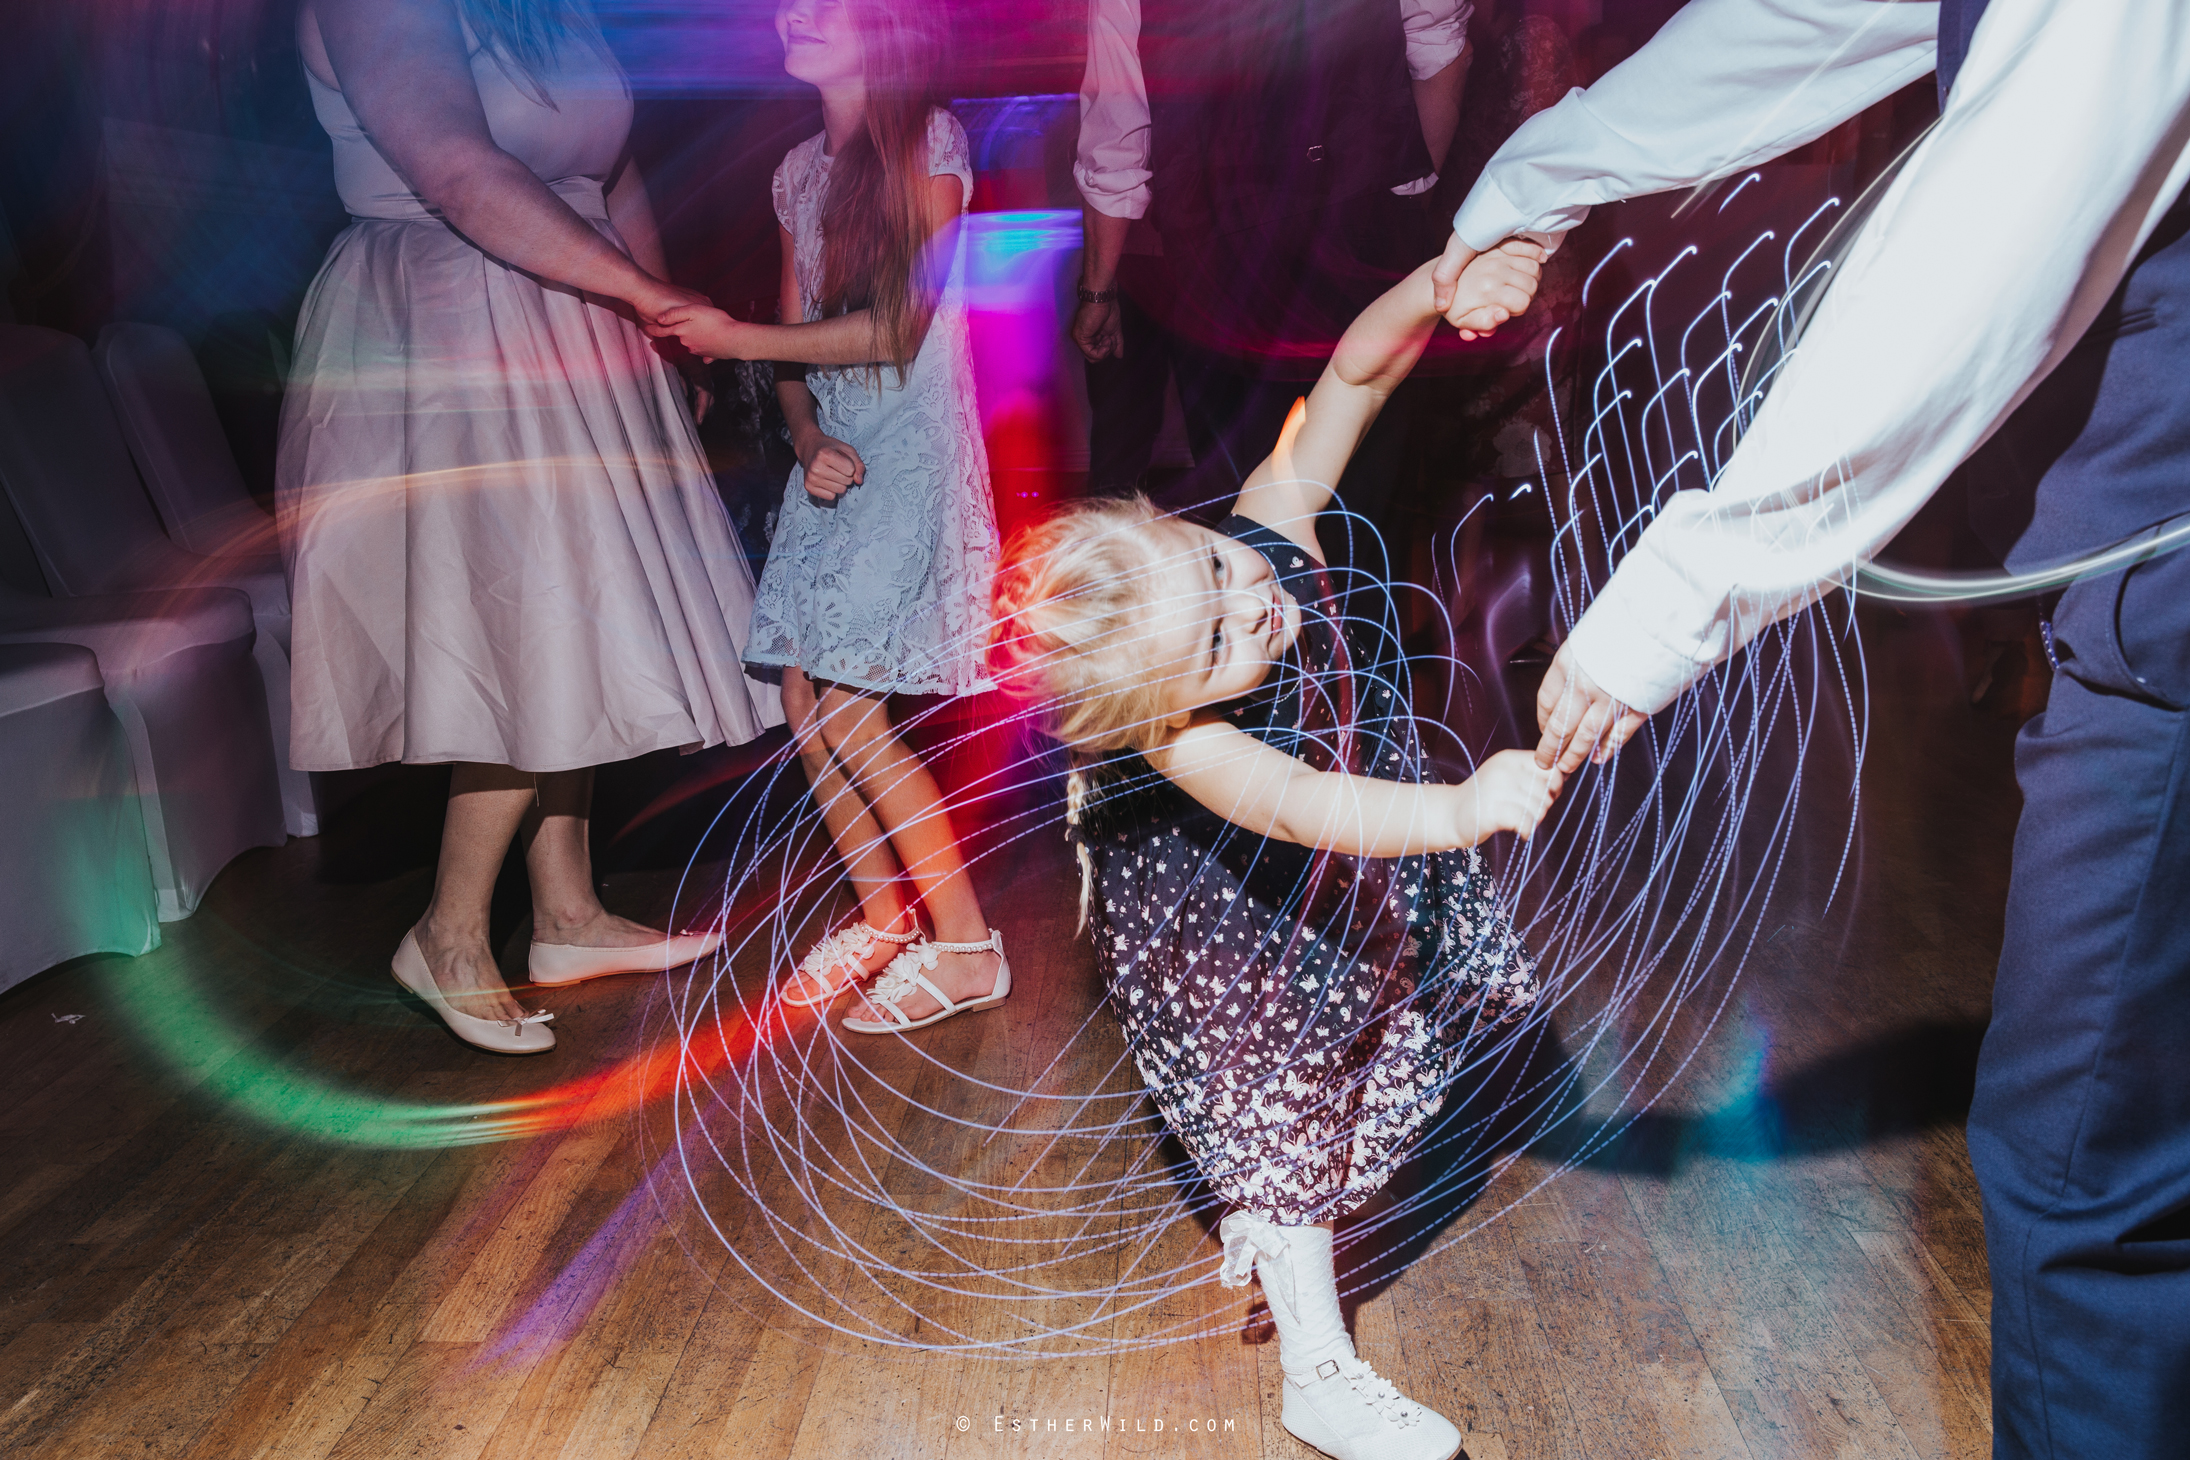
[991,495,1184,931]
[990,495,1186,756]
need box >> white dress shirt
[1075,0,1473,220]
[1452,0,2190,714]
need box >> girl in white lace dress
[652,0,1005,1033]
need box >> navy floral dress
[1073,518,1538,1224]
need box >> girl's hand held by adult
[644,302,750,362]
[1447,749,1563,845]
[628,280,712,326]
[1444,238,1547,340]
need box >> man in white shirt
[1070,0,1471,528]
[1431,1,2190,1453]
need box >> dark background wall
[0,0,1087,503]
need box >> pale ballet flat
[841,930,1009,1035]
[526,928,724,987]
[392,929,555,1055]
[781,918,921,1008]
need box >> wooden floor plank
[0,618,2019,1460]
[1383,1173,1591,1458]
[319,1339,533,1460]
[174,1146,475,1460]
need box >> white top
[1075,0,1472,220]
[1450,0,2190,713]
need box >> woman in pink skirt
[279,0,780,1054]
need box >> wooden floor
[0,609,2014,1460]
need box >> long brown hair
[817,0,951,378]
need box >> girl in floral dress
[653,0,1005,1033]
[988,244,1554,1460]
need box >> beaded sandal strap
[922,929,1001,955]
[863,921,921,945]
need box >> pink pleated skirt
[277,218,782,773]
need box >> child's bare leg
[785,668,914,968]
[813,683,999,1017]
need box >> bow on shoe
[1341,1361,1425,1427]
[507,1010,556,1036]
[1217,1211,1294,1304]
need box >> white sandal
[781,918,921,1008]
[392,930,555,1055]
[840,930,1009,1034]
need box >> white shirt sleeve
[1075,0,1153,221]
[1400,0,1472,81]
[1454,0,1939,251]
[1556,0,2190,713]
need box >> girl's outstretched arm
[1236,244,1544,553]
[1146,719,1560,855]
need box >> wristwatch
[1077,286,1118,306]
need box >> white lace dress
[746,110,998,695]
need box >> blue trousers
[1968,529,2190,1457]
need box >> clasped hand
[1533,643,1646,774]
[636,296,860,501]
[1451,749,1564,844]
[1431,232,1549,340]
[642,299,752,364]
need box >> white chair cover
[0,642,160,990]
[0,322,314,836]
[0,584,284,921]
[94,323,280,558]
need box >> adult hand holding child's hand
[644,302,749,363]
[1535,642,1647,773]
[1430,231,1548,339]
[629,279,713,329]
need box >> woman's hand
[792,427,866,501]
[677,358,716,426]
[643,300,753,363]
[1446,749,1564,846]
[627,278,711,328]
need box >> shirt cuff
[1453,173,1552,252]
[1560,566,1713,715]
[1402,1,1471,81]
[1074,169,1151,221]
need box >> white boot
[1218,1213,1464,1460]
